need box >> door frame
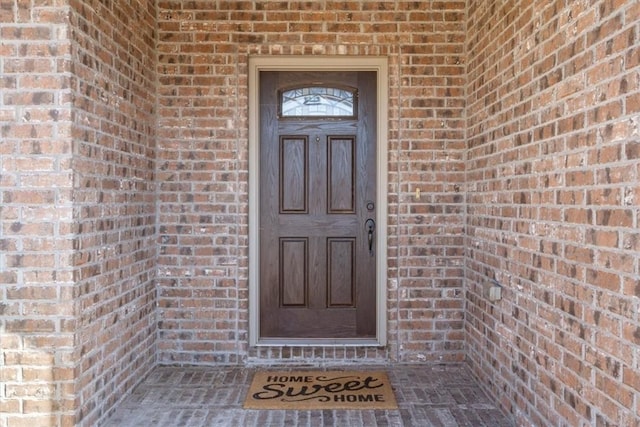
[248,56,388,347]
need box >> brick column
[0,2,76,426]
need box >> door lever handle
[365,218,375,256]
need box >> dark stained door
[259,71,377,339]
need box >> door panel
[280,137,308,213]
[280,238,307,307]
[259,71,377,339]
[327,238,355,307]
[328,136,355,213]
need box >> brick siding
[1,0,157,426]
[1,0,638,426]
[68,0,158,425]
[466,1,640,425]
[1,1,76,426]
[155,0,467,366]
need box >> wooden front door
[259,71,377,339]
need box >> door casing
[248,56,388,347]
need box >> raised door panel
[280,136,308,213]
[327,136,355,213]
[279,238,307,307]
[327,238,355,307]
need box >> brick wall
[69,0,158,425]
[466,1,640,425]
[1,0,157,426]
[155,0,467,364]
[4,1,638,426]
[0,1,76,426]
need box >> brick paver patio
[103,364,514,426]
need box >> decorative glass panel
[280,86,356,118]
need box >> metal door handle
[365,219,375,256]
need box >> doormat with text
[243,370,398,410]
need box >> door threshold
[256,338,382,347]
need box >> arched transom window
[279,86,357,118]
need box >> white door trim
[248,56,389,347]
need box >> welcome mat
[243,370,398,410]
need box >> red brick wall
[69,0,158,425]
[155,0,467,364]
[0,1,76,426]
[5,1,638,425]
[466,0,640,425]
[1,0,157,426]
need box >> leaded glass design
[280,86,356,118]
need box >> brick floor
[102,364,514,427]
